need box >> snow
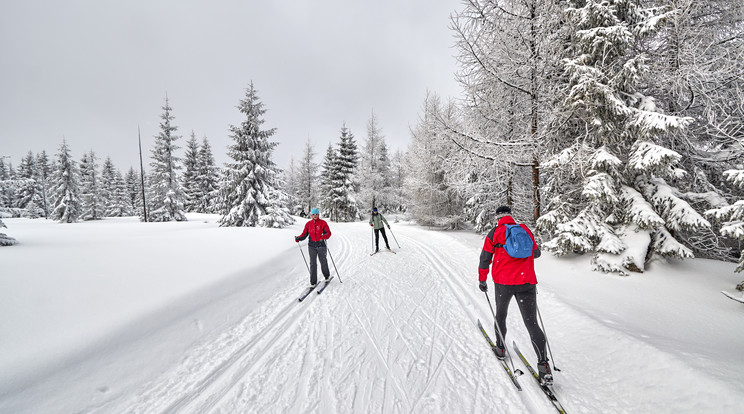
[1,214,743,413]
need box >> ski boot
[538,360,553,385]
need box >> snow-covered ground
[1,214,743,413]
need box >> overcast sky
[0,0,462,173]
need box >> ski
[370,251,378,256]
[297,285,317,302]
[317,276,334,294]
[385,248,397,254]
[477,319,522,391]
[721,290,744,304]
[513,341,568,414]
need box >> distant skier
[295,208,332,287]
[369,207,391,253]
[477,205,551,384]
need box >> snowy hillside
[1,215,743,413]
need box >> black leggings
[374,227,389,249]
[493,283,547,362]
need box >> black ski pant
[493,283,548,362]
[374,227,390,250]
[308,243,330,285]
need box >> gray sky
[0,0,462,172]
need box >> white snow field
[1,214,743,413]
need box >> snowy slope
[1,215,743,413]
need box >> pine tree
[319,143,338,219]
[79,150,103,220]
[706,169,744,279]
[100,157,133,217]
[125,167,143,216]
[148,96,187,222]
[196,136,219,213]
[538,0,709,275]
[16,151,45,218]
[50,139,82,223]
[218,83,293,228]
[182,131,201,212]
[0,158,11,209]
[35,151,52,218]
[330,124,360,222]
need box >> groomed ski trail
[99,222,742,414]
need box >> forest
[1,1,743,287]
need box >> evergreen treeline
[404,0,744,280]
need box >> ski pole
[388,226,400,248]
[536,300,561,372]
[323,240,343,283]
[484,290,523,376]
[371,226,375,253]
[296,241,310,275]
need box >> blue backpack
[498,224,534,258]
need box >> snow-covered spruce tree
[0,217,16,246]
[645,0,744,260]
[50,139,82,223]
[101,157,133,217]
[79,150,104,221]
[196,136,220,213]
[319,143,339,220]
[331,124,360,222]
[706,170,744,283]
[181,131,201,213]
[358,111,394,212]
[125,167,144,216]
[0,158,12,210]
[538,0,709,275]
[35,151,52,218]
[218,83,293,228]
[405,93,466,229]
[16,151,45,218]
[148,96,187,222]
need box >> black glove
[479,281,488,292]
[295,236,300,243]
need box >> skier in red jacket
[478,205,551,384]
[295,208,332,287]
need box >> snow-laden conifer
[50,139,82,223]
[16,151,45,218]
[539,0,708,274]
[196,136,220,213]
[79,150,103,221]
[218,83,293,228]
[325,124,360,222]
[182,132,201,212]
[35,151,52,218]
[125,167,143,217]
[148,96,187,222]
[706,169,744,275]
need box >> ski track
[94,223,743,414]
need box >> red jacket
[478,216,539,285]
[297,218,331,246]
